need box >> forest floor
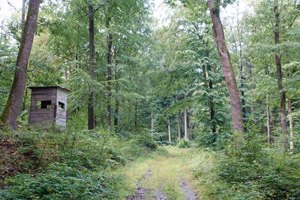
[121,146,215,200]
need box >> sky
[0,0,22,21]
[0,0,248,25]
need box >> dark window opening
[59,102,65,110]
[37,100,52,109]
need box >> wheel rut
[128,169,167,200]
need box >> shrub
[177,139,191,148]
[0,128,157,199]
[0,163,126,200]
[215,124,300,199]
[196,131,231,150]
[135,132,157,150]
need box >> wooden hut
[28,86,69,128]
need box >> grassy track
[121,146,216,200]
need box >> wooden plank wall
[29,88,57,125]
[56,88,68,127]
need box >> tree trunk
[178,110,181,141]
[274,1,287,143]
[266,95,271,146]
[167,105,171,143]
[1,0,40,130]
[237,0,246,121]
[207,64,216,133]
[207,0,244,138]
[239,44,246,121]
[151,111,154,132]
[288,98,294,150]
[88,5,95,130]
[114,58,119,130]
[22,0,26,25]
[189,108,193,140]
[106,17,113,131]
[184,108,188,140]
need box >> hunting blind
[28,86,69,128]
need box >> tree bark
[237,0,246,121]
[266,95,271,146]
[274,1,287,142]
[184,108,188,140]
[207,0,244,138]
[189,108,193,140]
[134,92,138,132]
[106,18,113,131]
[1,0,40,130]
[114,57,119,130]
[288,98,294,150]
[22,0,26,25]
[167,105,171,143]
[207,63,216,133]
[88,5,95,130]
[239,40,246,121]
[178,110,181,141]
[151,111,154,132]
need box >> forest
[0,0,300,199]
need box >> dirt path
[123,146,201,200]
[180,178,198,200]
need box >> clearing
[121,146,215,200]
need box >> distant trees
[1,0,299,149]
[244,0,300,150]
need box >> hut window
[37,100,52,109]
[59,102,65,110]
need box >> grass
[120,146,217,200]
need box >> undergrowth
[194,124,300,200]
[0,127,157,199]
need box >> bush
[0,128,158,199]
[0,163,126,200]
[215,124,300,199]
[135,132,157,150]
[177,139,191,148]
[197,131,231,150]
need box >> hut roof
[28,86,70,93]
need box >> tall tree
[167,105,172,143]
[106,17,113,131]
[274,0,287,141]
[178,110,181,140]
[288,98,294,150]
[22,0,26,25]
[207,0,244,136]
[184,108,188,140]
[88,4,95,130]
[0,0,40,130]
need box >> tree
[207,0,244,137]
[184,107,188,140]
[177,110,181,140]
[274,0,287,140]
[1,0,40,130]
[88,3,95,130]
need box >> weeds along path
[122,146,213,200]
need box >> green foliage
[212,125,300,199]
[0,127,156,198]
[177,139,191,148]
[197,131,231,150]
[0,163,126,200]
[135,132,158,150]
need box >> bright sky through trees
[1,0,248,24]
